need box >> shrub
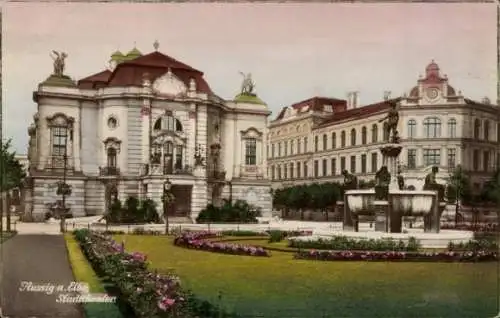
[447,239,498,252]
[220,230,267,237]
[105,197,161,224]
[196,199,262,224]
[268,230,286,243]
[288,236,421,252]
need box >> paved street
[1,235,84,318]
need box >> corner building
[268,61,500,192]
[24,47,272,221]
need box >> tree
[0,139,26,231]
[446,165,472,225]
[0,139,26,192]
[482,168,500,206]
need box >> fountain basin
[346,189,436,216]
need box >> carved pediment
[103,137,122,152]
[46,113,74,127]
[152,132,185,146]
[240,127,263,140]
[153,68,187,97]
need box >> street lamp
[58,145,70,233]
[163,178,172,235]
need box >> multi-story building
[24,45,272,221]
[269,61,500,192]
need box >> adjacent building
[24,45,272,221]
[268,61,500,192]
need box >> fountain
[343,101,447,234]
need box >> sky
[3,3,497,153]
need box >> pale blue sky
[3,3,497,153]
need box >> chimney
[347,91,359,109]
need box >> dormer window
[323,105,333,112]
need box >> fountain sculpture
[343,101,446,233]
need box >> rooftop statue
[239,72,255,95]
[378,101,400,143]
[50,50,68,77]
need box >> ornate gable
[152,68,187,97]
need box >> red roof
[77,51,212,94]
[274,96,347,121]
[316,98,401,127]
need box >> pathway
[1,235,84,318]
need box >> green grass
[64,234,123,318]
[116,235,498,318]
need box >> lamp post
[59,149,69,233]
[163,178,172,235]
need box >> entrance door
[166,185,192,217]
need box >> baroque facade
[24,46,272,221]
[268,61,500,192]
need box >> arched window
[447,119,457,138]
[331,132,336,149]
[407,119,417,138]
[153,115,183,132]
[484,120,490,141]
[474,119,481,139]
[383,123,390,141]
[423,117,441,138]
[371,124,378,143]
[350,129,356,146]
[341,131,346,148]
[361,126,367,145]
[322,134,327,150]
[107,148,117,167]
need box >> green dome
[110,50,124,60]
[234,93,267,105]
[125,47,142,60]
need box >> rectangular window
[304,137,308,153]
[297,162,301,178]
[350,156,356,173]
[314,160,319,177]
[271,144,275,158]
[52,127,68,156]
[332,133,336,149]
[284,141,288,156]
[371,153,378,173]
[271,166,275,180]
[277,165,282,179]
[290,140,295,155]
[322,159,327,176]
[175,145,183,169]
[278,142,282,157]
[407,149,416,169]
[331,158,337,176]
[473,150,479,171]
[290,163,294,179]
[483,151,490,171]
[245,138,257,165]
[340,157,346,172]
[284,164,288,179]
[423,149,441,167]
[297,139,302,154]
[361,154,367,173]
[447,148,456,169]
[303,161,308,178]
[314,136,319,152]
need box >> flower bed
[441,223,498,232]
[173,231,270,257]
[447,239,498,251]
[288,236,421,252]
[294,249,498,262]
[74,229,238,318]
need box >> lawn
[116,235,498,318]
[64,234,123,318]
